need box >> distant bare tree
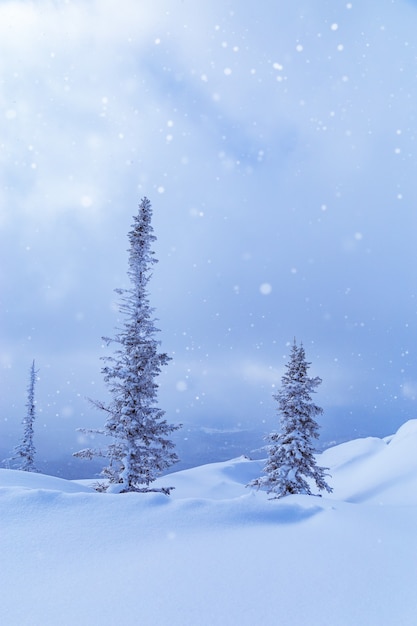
[9,360,39,472]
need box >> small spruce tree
[10,360,39,472]
[75,197,180,493]
[249,340,332,498]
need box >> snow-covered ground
[2,420,417,626]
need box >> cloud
[2,0,417,472]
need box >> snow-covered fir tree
[10,360,39,472]
[248,340,332,498]
[75,197,180,493]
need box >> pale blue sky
[1,0,417,474]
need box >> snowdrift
[1,420,417,625]
[320,418,417,505]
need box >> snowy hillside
[2,421,417,625]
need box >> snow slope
[2,421,417,625]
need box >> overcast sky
[1,0,417,473]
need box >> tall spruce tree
[249,340,332,498]
[11,360,39,472]
[75,197,179,493]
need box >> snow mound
[160,455,263,500]
[320,418,417,504]
[0,468,93,493]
